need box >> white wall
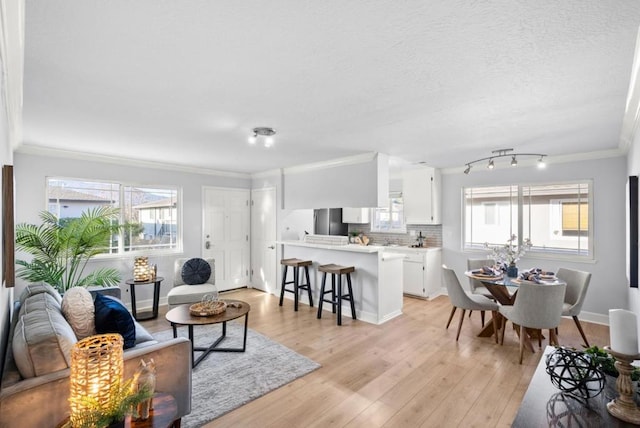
[442,155,627,322]
[13,152,251,307]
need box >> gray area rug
[154,322,320,427]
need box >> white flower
[484,235,532,266]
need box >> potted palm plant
[15,206,123,293]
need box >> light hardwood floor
[141,287,609,428]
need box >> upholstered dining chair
[499,282,566,364]
[556,267,592,347]
[467,258,498,326]
[167,257,218,308]
[442,265,500,342]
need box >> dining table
[464,269,567,352]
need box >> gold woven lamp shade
[69,334,124,427]
[133,256,150,282]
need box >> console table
[513,346,638,427]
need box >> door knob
[205,241,211,249]
[268,245,275,249]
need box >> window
[47,178,181,255]
[483,203,499,225]
[371,193,406,233]
[464,181,592,259]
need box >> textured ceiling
[21,1,640,174]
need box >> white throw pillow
[61,287,96,339]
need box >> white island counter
[277,240,404,324]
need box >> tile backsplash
[347,223,442,247]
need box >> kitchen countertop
[277,240,441,253]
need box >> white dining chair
[442,265,500,342]
[556,268,592,347]
[499,282,566,364]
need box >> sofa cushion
[18,291,61,319]
[181,257,212,285]
[18,283,62,307]
[12,303,77,378]
[61,287,96,339]
[94,294,136,349]
[167,284,219,306]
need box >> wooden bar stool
[279,258,313,311]
[317,264,356,325]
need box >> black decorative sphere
[545,347,605,399]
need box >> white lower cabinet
[388,248,442,299]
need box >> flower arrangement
[484,234,532,267]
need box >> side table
[125,277,164,321]
[128,393,179,428]
[57,393,179,428]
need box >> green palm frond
[15,207,123,293]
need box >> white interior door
[251,188,277,293]
[203,187,250,291]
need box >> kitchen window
[371,192,406,233]
[46,177,182,255]
[463,181,593,259]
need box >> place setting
[467,265,504,281]
[511,268,561,285]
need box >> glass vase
[506,263,518,278]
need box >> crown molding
[251,168,281,179]
[15,144,251,179]
[441,147,626,175]
[282,152,378,175]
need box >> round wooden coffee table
[165,299,250,368]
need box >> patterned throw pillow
[181,258,212,285]
[61,287,96,339]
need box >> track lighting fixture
[463,148,547,174]
[248,127,276,148]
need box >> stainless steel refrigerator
[313,208,348,236]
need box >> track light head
[537,156,546,169]
[511,155,517,167]
[464,164,471,174]
[487,159,495,170]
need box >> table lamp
[69,334,124,427]
[133,256,150,282]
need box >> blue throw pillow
[181,258,211,285]
[94,294,136,349]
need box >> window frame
[370,192,407,234]
[45,176,183,258]
[462,180,594,262]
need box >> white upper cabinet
[342,207,370,224]
[402,167,441,224]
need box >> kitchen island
[277,240,404,324]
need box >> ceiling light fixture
[464,148,547,174]
[249,127,276,148]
